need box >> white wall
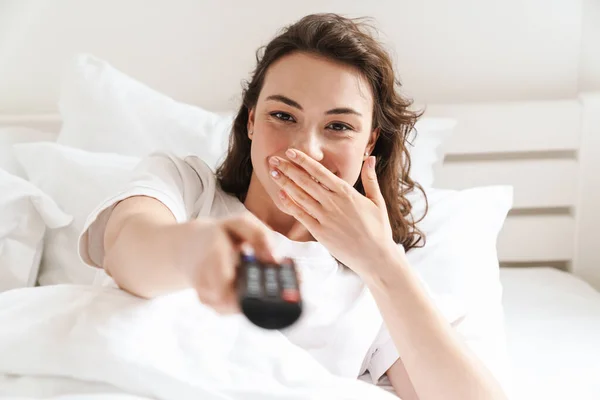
[580,0,600,92]
[0,0,595,114]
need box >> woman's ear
[365,127,380,157]
[247,107,256,140]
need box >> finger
[215,242,238,284]
[282,149,342,194]
[223,215,275,262]
[212,284,241,314]
[195,250,233,298]
[361,156,385,207]
[195,250,239,313]
[269,166,324,221]
[269,156,330,202]
[221,214,277,262]
[277,190,320,232]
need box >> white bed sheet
[0,283,399,400]
[0,267,598,399]
[500,267,600,400]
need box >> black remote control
[236,252,302,330]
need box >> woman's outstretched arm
[365,247,508,400]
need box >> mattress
[500,267,600,400]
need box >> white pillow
[0,168,71,291]
[0,127,57,178]
[13,142,140,286]
[56,53,454,187]
[57,54,235,171]
[407,185,514,394]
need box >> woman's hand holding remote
[175,213,279,314]
[103,196,278,313]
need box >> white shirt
[78,152,474,393]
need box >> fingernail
[286,149,296,159]
[270,169,280,179]
[269,156,279,166]
[368,156,376,168]
[241,242,254,256]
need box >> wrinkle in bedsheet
[0,285,398,400]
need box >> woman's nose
[290,131,324,161]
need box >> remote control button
[264,267,279,297]
[282,289,300,303]
[246,264,262,297]
[242,253,257,263]
[279,267,296,289]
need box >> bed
[2,82,599,400]
[428,96,600,399]
[501,268,600,399]
[1,1,600,399]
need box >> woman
[79,13,508,400]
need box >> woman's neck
[243,172,314,242]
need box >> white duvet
[0,284,398,400]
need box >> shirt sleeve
[363,322,401,385]
[364,285,512,396]
[77,152,206,275]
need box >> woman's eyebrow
[266,94,362,116]
[325,107,362,117]
[266,94,303,110]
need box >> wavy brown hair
[216,13,427,251]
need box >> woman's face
[247,52,379,206]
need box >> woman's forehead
[260,52,373,114]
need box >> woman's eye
[271,112,295,122]
[327,123,352,131]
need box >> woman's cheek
[335,147,363,182]
[262,125,289,151]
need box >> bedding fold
[0,285,398,400]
